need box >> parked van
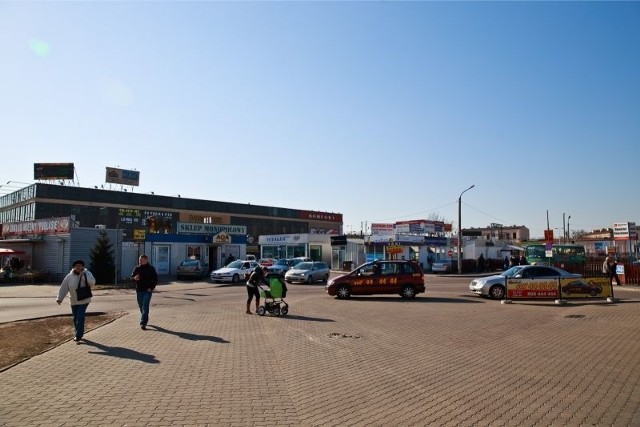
[326,260,425,299]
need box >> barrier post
[607,277,617,303]
[501,275,512,304]
[555,277,566,305]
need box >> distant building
[0,183,342,279]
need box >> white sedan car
[431,259,453,273]
[210,260,258,283]
[469,265,581,299]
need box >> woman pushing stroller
[246,266,268,314]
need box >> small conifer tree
[89,231,116,284]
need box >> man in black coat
[131,254,158,330]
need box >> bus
[524,243,586,266]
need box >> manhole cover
[564,314,586,318]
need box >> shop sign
[1,217,70,237]
[177,222,247,235]
[386,244,404,254]
[613,222,637,240]
[214,232,231,243]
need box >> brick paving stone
[1,285,640,426]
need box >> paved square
[1,280,639,426]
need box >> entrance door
[153,245,171,275]
[208,246,218,273]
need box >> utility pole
[457,185,475,275]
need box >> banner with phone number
[506,277,612,299]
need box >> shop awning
[503,245,525,252]
[0,248,26,255]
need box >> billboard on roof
[106,167,140,186]
[34,163,75,180]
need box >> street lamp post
[115,223,119,286]
[457,184,475,274]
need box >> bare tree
[427,212,449,223]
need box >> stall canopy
[0,248,26,255]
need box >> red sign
[300,211,343,223]
[544,229,554,243]
[448,250,453,257]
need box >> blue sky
[1,2,638,238]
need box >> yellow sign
[506,277,612,299]
[386,244,403,254]
[560,277,611,299]
[133,229,146,241]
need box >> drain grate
[329,332,362,339]
[564,314,586,318]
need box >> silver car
[267,259,295,277]
[469,265,581,299]
[285,261,330,284]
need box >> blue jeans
[71,303,89,339]
[136,290,153,326]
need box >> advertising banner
[106,167,141,186]
[371,223,395,242]
[507,278,559,299]
[613,222,637,240]
[560,277,611,298]
[506,277,612,299]
[1,217,70,237]
[34,163,75,180]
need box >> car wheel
[232,274,239,283]
[336,285,351,299]
[322,274,329,283]
[256,306,266,316]
[489,285,505,299]
[307,275,313,284]
[590,289,597,296]
[280,305,288,316]
[401,285,416,299]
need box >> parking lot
[1,275,639,426]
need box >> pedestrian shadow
[279,314,335,322]
[81,339,160,364]
[148,325,230,343]
[156,295,196,302]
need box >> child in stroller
[256,275,289,316]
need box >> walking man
[131,254,158,329]
[604,255,621,286]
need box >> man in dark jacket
[131,254,158,330]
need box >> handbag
[76,273,93,301]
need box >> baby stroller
[256,277,289,316]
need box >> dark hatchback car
[326,260,425,299]
[176,259,209,280]
[561,280,603,296]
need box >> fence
[551,260,639,286]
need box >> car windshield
[274,259,288,266]
[227,260,243,269]
[295,262,312,270]
[181,260,199,266]
[501,266,524,277]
